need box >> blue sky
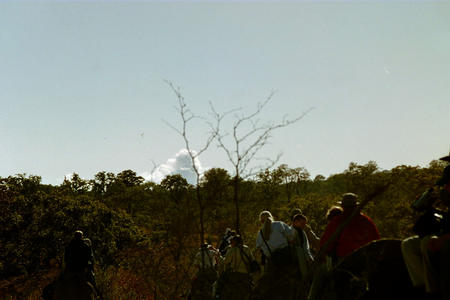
[1,1,449,184]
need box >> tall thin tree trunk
[197,185,205,244]
[233,175,240,234]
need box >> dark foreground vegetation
[0,160,446,299]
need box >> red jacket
[320,212,380,258]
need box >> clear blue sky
[1,1,449,184]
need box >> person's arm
[319,220,339,255]
[363,214,381,240]
[86,243,94,263]
[304,225,320,252]
[216,253,225,269]
[303,231,314,261]
[245,246,255,261]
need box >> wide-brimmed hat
[74,230,83,239]
[436,165,450,186]
[440,153,450,162]
[338,193,359,208]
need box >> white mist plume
[144,149,205,185]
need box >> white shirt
[256,221,295,257]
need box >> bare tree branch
[163,80,225,246]
[164,81,219,177]
[210,91,313,231]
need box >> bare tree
[164,80,218,245]
[164,82,312,237]
[210,93,312,232]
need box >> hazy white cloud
[64,173,75,181]
[55,173,85,185]
[53,173,76,185]
[143,149,205,185]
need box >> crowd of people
[189,192,381,300]
[189,153,450,300]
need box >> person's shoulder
[82,239,92,248]
[242,245,252,254]
[358,212,374,221]
[356,213,378,227]
[272,220,285,227]
[271,221,283,230]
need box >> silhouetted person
[256,211,295,272]
[325,205,344,222]
[320,193,380,260]
[65,230,94,273]
[43,230,97,300]
[217,235,254,300]
[218,228,235,256]
[292,214,314,278]
[64,230,98,295]
[402,155,450,300]
[291,208,321,253]
[190,243,220,300]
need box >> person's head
[225,228,232,236]
[230,235,243,247]
[339,193,359,211]
[226,231,236,244]
[436,165,450,187]
[74,230,83,240]
[259,211,274,240]
[326,206,344,221]
[259,211,273,224]
[290,208,303,222]
[292,214,307,229]
[437,165,450,205]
